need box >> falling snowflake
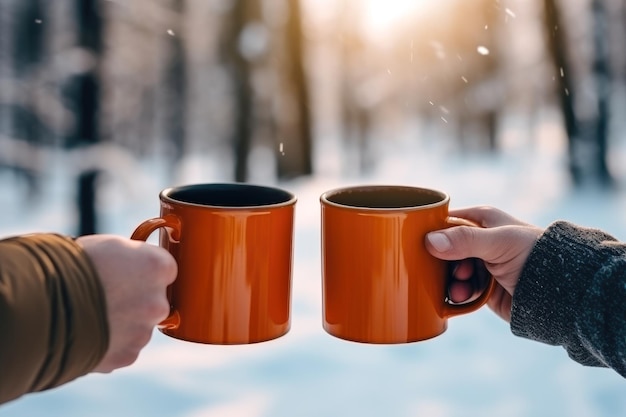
[167,29,175,36]
[477,46,490,56]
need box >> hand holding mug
[320,185,496,344]
[76,235,177,372]
[425,206,543,322]
[132,183,297,345]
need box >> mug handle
[441,216,496,319]
[131,214,182,329]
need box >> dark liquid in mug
[167,184,294,207]
[326,186,445,209]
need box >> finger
[141,245,178,286]
[447,258,490,302]
[451,259,474,281]
[426,225,514,263]
[140,295,172,325]
[448,206,528,228]
[448,280,473,303]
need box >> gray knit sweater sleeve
[511,221,626,377]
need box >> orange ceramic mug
[131,183,297,344]
[320,185,495,344]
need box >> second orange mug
[132,183,297,345]
[320,185,495,344]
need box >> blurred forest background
[1,0,625,235]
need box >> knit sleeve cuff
[511,221,616,352]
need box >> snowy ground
[1,111,626,417]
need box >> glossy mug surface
[132,183,296,344]
[320,185,495,344]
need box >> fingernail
[427,232,452,252]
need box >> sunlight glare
[363,0,425,33]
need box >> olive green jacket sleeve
[0,234,109,404]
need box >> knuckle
[108,350,140,369]
[453,224,478,246]
[118,352,140,368]
[474,206,498,226]
[125,326,153,353]
[148,249,178,283]
[135,327,154,347]
[145,298,171,322]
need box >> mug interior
[164,183,295,207]
[323,186,447,209]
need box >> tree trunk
[71,0,103,235]
[543,0,581,185]
[591,0,613,186]
[275,0,313,179]
[221,0,254,182]
[78,169,99,236]
[164,0,187,165]
[10,0,46,199]
[13,0,44,75]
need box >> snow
[1,112,626,417]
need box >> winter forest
[2,0,625,234]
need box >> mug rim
[160,183,297,209]
[320,185,449,211]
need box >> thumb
[425,226,504,263]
